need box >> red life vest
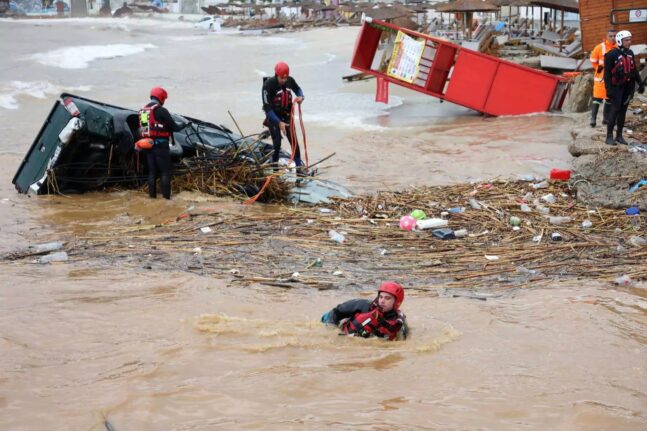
[139,103,171,139]
[272,88,293,117]
[341,308,406,341]
[610,51,636,86]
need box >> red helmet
[274,61,290,78]
[150,86,168,105]
[378,281,405,309]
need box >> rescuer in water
[321,281,409,341]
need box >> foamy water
[0,80,91,110]
[305,92,404,131]
[30,43,156,69]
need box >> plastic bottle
[549,216,572,225]
[416,218,448,230]
[30,241,64,253]
[448,207,465,214]
[533,199,550,214]
[468,198,482,210]
[38,251,68,264]
[328,230,345,243]
[454,229,468,238]
[541,193,556,204]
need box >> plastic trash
[333,270,343,276]
[454,229,468,238]
[582,220,593,229]
[399,215,417,231]
[200,226,212,234]
[519,174,535,182]
[484,255,499,261]
[523,192,534,201]
[319,208,334,214]
[629,179,647,193]
[509,216,521,226]
[520,204,532,212]
[468,198,482,210]
[629,236,646,247]
[550,232,563,241]
[626,207,640,216]
[541,193,556,204]
[549,168,571,181]
[410,209,427,220]
[531,181,548,189]
[30,241,64,254]
[38,251,68,264]
[614,275,632,286]
[432,228,455,240]
[448,207,465,214]
[534,201,550,215]
[328,230,345,243]
[549,216,571,225]
[416,218,448,230]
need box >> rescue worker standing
[604,31,645,145]
[262,61,305,172]
[589,29,616,127]
[139,87,185,199]
[321,281,408,341]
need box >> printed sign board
[629,9,647,22]
[387,31,425,84]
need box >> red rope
[243,102,308,205]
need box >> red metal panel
[485,64,558,115]
[445,50,498,111]
[351,23,382,71]
[349,19,568,116]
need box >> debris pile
[13,179,644,292]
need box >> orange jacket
[590,40,616,99]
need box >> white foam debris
[31,43,156,69]
[0,81,91,110]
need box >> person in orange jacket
[589,29,617,127]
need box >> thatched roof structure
[529,0,578,13]
[435,0,499,13]
[360,3,415,21]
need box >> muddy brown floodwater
[1,17,646,430]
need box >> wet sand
[1,17,646,430]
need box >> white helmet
[616,30,632,46]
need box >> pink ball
[399,215,416,231]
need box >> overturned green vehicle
[12,94,351,204]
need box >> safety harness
[610,50,636,86]
[139,103,171,139]
[341,307,405,340]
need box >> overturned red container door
[351,18,569,116]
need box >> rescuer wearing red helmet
[321,281,408,340]
[139,86,186,199]
[262,61,305,171]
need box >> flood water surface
[1,17,646,430]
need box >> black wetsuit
[604,47,645,143]
[262,76,304,165]
[143,98,184,199]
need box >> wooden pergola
[435,0,500,39]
